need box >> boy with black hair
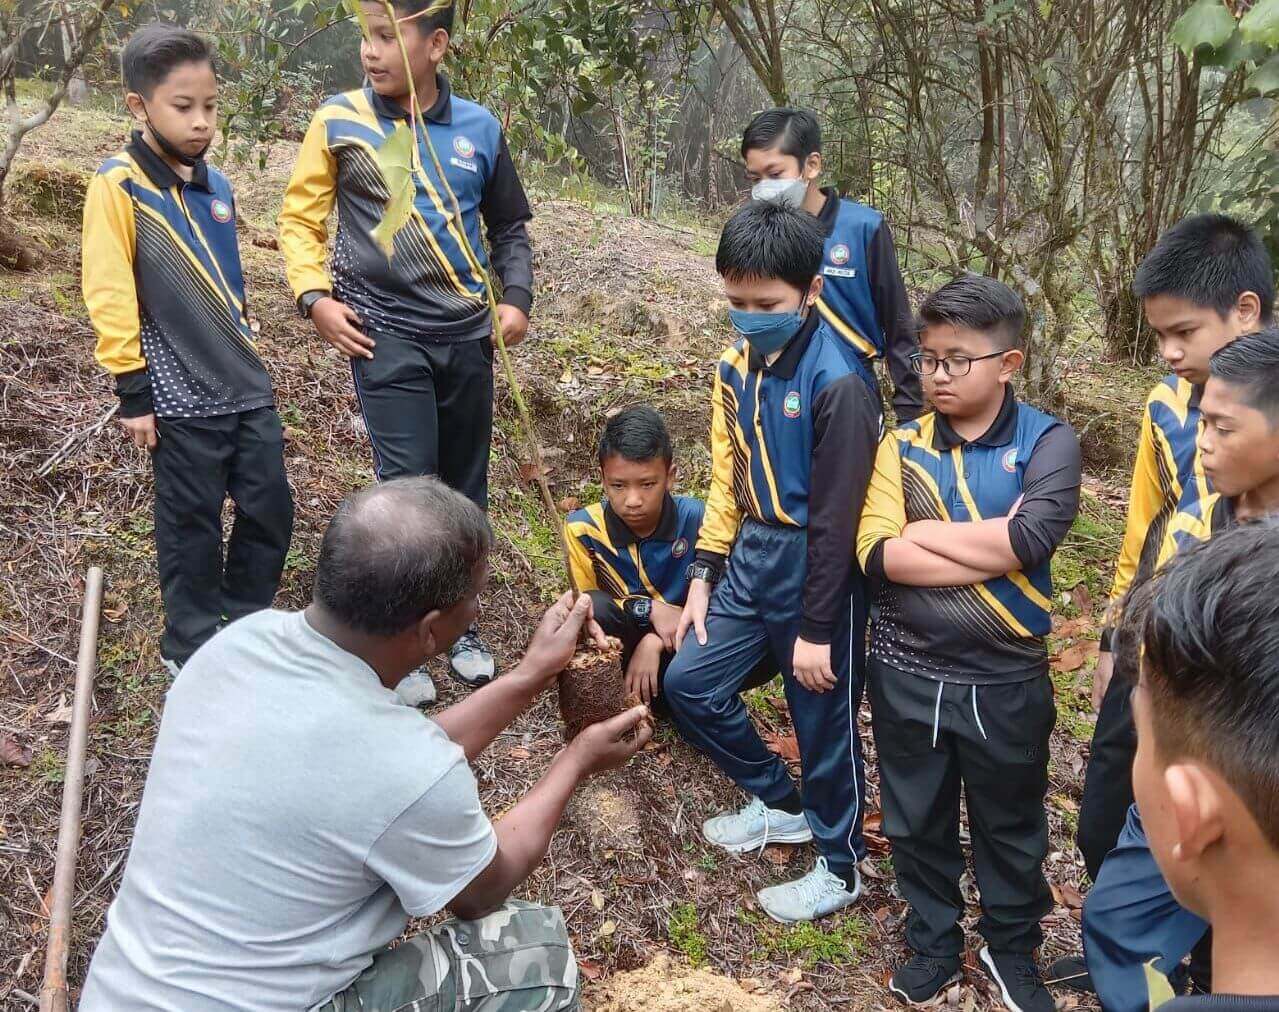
[565,405,704,705]
[741,107,922,422]
[1050,213,1274,997]
[83,23,293,675]
[1080,327,1279,1012]
[663,200,882,924]
[279,0,533,690]
[856,274,1081,1012]
[1129,521,1279,1012]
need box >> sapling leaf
[370,124,417,259]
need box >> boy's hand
[624,634,664,705]
[120,413,158,451]
[564,705,652,778]
[675,579,712,651]
[517,591,607,690]
[494,303,529,348]
[792,637,836,693]
[1092,648,1114,712]
[650,599,682,652]
[312,297,375,360]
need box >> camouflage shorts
[317,901,579,1012]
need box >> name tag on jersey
[823,266,858,279]
[450,156,479,173]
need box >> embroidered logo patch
[210,199,232,223]
[672,537,689,559]
[453,135,476,159]
[1003,448,1018,473]
[829,243,850,266]
[784,391,802,418]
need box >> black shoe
[1045,954,1094,995]
[888,952,962,1005]
[980,947,1054,1012]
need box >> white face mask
[751,177,808,208]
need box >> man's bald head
[314,477,492,637]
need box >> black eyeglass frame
[909,349,1010,377]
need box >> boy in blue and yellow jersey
[278,0,532,688]
[82,25,293,675]
[1081,329,1279,1012]
[664,201,882,925]
[856,275,1081,1011]
[742,108,922,422]
[565,406,704,706]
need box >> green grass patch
[1053,488,1125,602]
[667,902,709,968]
[759,915,872,968]
[1051,667,1096,742]
[32,747,65,785]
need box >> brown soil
[558,637,627,741]
[587,954,782,1012]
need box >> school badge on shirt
[672,537,689,559]
[450,134,479,173]
[211,199,232,223]
[1003,448,1018,473]
[823,242,857,278]
[784,391,803,419]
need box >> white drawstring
[931,680,944,749]
[971,684,989,741]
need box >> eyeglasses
[910,349,1009,377]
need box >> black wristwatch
[297,290,329,319]
[687,561,719,586]
[625,597,653,629]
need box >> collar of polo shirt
[128,131,212,192]
[603,493,679,548]
[932,385,1019,451]
[746,310,821,379]
[369,72,454,125]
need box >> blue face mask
[729,306,807,356]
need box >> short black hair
[314,477,491,637]
[741,108,822,162]
[390,0,455,35]
[1133,213,1276,324]
[1208,325,1279,425]
[598,405,673,466]
[1135,519,1279,850]
[918,274,1027,348]
[716,200,825,292]
[121,23,214,98]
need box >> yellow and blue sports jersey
[812,187,923,421]
[857,389,1082,683]
[82,133,274,420]
[279,74,533,342]
[697,313,882,643]
[1155,491,1235,570]
[565,495,703,605]
[1110,376,1210,603]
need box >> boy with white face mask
[742,107,923,422]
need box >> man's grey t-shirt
[80,610,496,1011]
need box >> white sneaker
[756,856,861,924]
[448,629,496,686]
[394,669,438,707]
[161,657,181,679]
[702,796,813,853]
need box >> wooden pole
[39,566,104,1012]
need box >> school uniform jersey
[1155,491,1234,570]
[82,133,274,420]
[812,188,923,421]
[857,390,1082,683]
[565,495,703,605]
[696,313,882,643]
[278,74,532,342]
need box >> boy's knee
[447,902,579,1005]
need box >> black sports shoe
[1045,954,1094,994]
[980,947,1054,1012]
[888,952,962,1005]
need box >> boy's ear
[1235,290,1263,331]
[665,460,678,486]
[803,150,823,182]
[428,27,450,62]
[1166,762,1226,863]
[997,347,1025,382]
[125,91,147,122]
[806,275,824,307]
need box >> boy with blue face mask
[664,201,882,924]
[742,108,923,422]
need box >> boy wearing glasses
[857,275,1081,1012]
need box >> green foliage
[1240,0,1279,47]
[369,124,417,258]
[1171,0,1236,56]
[766,917,871,968]
[1247,53,1279,94]
[667,902,708,968]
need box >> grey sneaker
[161,657,182,679]
[448,629,496,686]
[394,669,438,707]
[702,796,814,853]
[756,856,861,923]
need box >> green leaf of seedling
[1241,0,1279,47]
[1247,53,1279,95]
[370,124,417,259]
[1196,28,1267,69]
[1144,960,1177,1011]
[1170,0,1236,57]
[343,0,372,40]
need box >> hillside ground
[1,86,1157,1009]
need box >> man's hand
[312,296,375,360]
[650,600,682,652]
[1092,648,1114,712]
[494,304,530,348]
[624,634,664,706]
[792,637,836,693]
[565,705,652,778]
[518,591,607,690]
[675,579,712,651]
[120,413,158,451]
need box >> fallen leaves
[762,731,800,763]
[43,694,72,724]
[1050,879,1085,911]
[0,733,32,768]
[761,844,797,866]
